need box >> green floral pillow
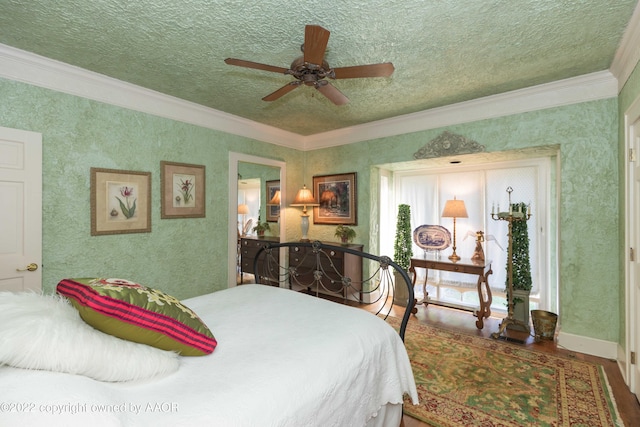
[57,278,217,356]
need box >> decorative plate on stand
[413,225,451,251]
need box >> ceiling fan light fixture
[224,24,394,105]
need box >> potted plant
[334,225,356,244]
[393,204,413,306]
[507,202,532,329]
[252,216,270,237]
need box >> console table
[409,256,493,329]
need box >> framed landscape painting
[161,161,206,219]
[91,168,151,235]
[312,172,357,225]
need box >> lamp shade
[441,198,468,218]
[291,185,319,207]
[267,190,281,205]
[237,204,250,215]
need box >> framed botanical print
[91,168,151,235]
[161,161,206,219]
[312,172,357,225]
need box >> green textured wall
[304,99,619,342]
[0,75,623,344]
[0,77,298,299]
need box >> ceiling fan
[224,25,394,105]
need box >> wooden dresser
[288,241,363,298]
[239,236,280,285]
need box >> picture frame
[265,180,280,222]
[91,168,152,236]
[161,161,206,219]
[312,172,357,225]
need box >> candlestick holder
[490,186,532,340]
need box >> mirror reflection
[228,153,286,288]
[237,161,281,238]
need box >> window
[379,156,554,315]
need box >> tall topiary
[508,202,532,291]
[394,204,413,271]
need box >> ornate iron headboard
[253,240,415,341]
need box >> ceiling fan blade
[315,82,349,106]
[332,63,395,79]
[224,58,289,74]
[303,25,330,66]
[262,82,301,102]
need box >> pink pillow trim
[57,279,216,354]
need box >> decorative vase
[531,309,558,341]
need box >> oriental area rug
[390,317,624,427]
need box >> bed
[0,241,418,427]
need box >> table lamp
[441,197,468,261]
[238,203,249,236]
[267,190,281,206]
[291,185,318,241]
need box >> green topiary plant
[508,202,532,292]
[394,204,413,271]
[504,201,532,329]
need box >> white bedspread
[1,285,418,426]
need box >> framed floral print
[91,168,152,235]
[161,161,206,219]
[312,172,357,225]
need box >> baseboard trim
[557,331,618,360]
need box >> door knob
[16,263,38,272]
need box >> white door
[627,108,640,401]
[631,115,640,401]
[0,126,42,292]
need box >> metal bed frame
[253,240,415,341]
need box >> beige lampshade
[441,198,468,218]
[237,203,250,215]
[291,185,319,207]
[267,190,281,205]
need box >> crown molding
[0,44,302,149]
[302,70,618,150]
[610,1,640,91]
[0,44,620,152]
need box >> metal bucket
[531,310,558,341]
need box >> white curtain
[383,158,548,311]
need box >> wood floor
[400,303,640,427]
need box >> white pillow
[0,291,180,382]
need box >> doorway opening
[375,147,559,316]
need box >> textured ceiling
[0,0,637,136]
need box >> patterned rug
[391,317,624,426]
